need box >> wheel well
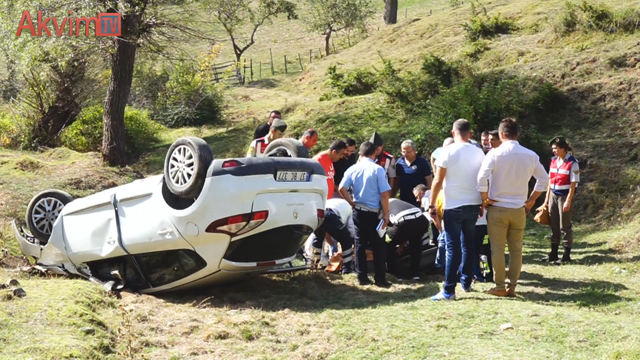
[161,177,196,210]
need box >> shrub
[154,59,225,128]
[322,64,379,99]
[558,1,640,34]
[61,105,164,155]
[462,2,518,41]
[462,40,490,60]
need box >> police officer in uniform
[385,198,430,281]
[246,118,287,157]
[307,198,355,274]
[370,132,397,189]
[339,141,392,287]
[539,136,580,264]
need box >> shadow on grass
[245,78,280,89]
[518,271,628,307]
[158,272,441,313]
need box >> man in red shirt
[313,140,348,199]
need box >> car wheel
[264,138,310,158]
[164,137,213,199]
[25,190,74,243]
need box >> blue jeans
[443,205,480,294]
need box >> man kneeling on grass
[307,198,355,274]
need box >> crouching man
[307,198,355,274]
[385,198,431,281]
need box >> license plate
[276,170,310,182]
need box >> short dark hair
[489,130,499,137]
[499,118,519,139]
[344,137,356,147]
[413,184,428,194]
[270,110,281,117]
[303,129,318,138]
[359,141,377,157]
[452,119,471,137]
[329,140,347,153]
[481,130,490,137]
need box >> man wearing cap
[477,118,549,297]
[385,198,430,281]
[370,132,397,189]
[339,141,392,287]
[253,110,282,140]
[539,136,579,264]
[247,118,287,157]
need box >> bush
[462,3,518,41]
[61,105,164,155]
[558,1,640,34]
[322,64,379,99]
[154,59,225,128]
[462,40,490,60]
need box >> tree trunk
[102,19,138,167]
[31,57,85,147]
[325,32,332,56]
[384,0,398,25]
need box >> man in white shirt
[477,118,549,297]
[428,119,485,301]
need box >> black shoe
[358,278,373,286]
[540,255,559,262]
[374,280,392,288]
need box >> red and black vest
[252,137,269,157]
[549,155,577,196]
[375,151,393,177]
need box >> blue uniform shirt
[339,158,391,210]
[396,155,432,205]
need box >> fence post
[405,8,408,18]
[242,58,247,85]
[309,49,312,63]
[259,61,262,79]
[284,55,288,74]
[318,48,322,58]
[270,48,275,75]
[250,58,253,82]
[213,62,219,82]
[298,53,303,71]
[332,38,336,54]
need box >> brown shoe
[507,287,516,297]
[485,287,509,297]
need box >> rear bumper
[11,220,42,259]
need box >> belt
[354,204,379,213]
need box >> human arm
[564,182,577,212]
[537,182,551,211]
[338,169,355,207]
[380,190,390,229]
[526,160,550,213]
[246,140,256,157]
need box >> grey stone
[12,288,26,298]
[7,279,20,287]
[80,327,96,335]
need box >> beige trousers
[487,206,526,291]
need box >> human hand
[524,199,535,214]
[382,214,389,229]
[536,204,547,212]
[563,201,571,213]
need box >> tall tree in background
[384,0,398,24]
[306,0,375,56]
[208,0,297,65]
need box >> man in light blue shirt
[339,141,391,287]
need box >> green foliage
[321,65,379,99]
[0,112,26,148]
[449,0,463,7]
[462,40,490,60]
[305,0,375,50]
[60,106,164,156]
[559,1,640,34]
[154,59,225,128]
[462,2,518,41]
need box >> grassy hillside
[2,0,640,359]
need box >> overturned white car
[12,137,327,293]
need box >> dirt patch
[0,252,29,269]
[14,157,42,172]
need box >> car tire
[164,137,213,199]
[264,138,310,158]
[25,189,74,244]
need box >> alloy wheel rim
[168,145,195,187]
[31,197,65,235]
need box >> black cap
[370,131,383,147]
[549,136,567,146]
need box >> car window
[135,249,207,287]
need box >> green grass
[4,220,636,359]
[0,273,120,359]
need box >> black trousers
[311,209,354,272]
[353,209,386,283]
[386,215,430,278]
